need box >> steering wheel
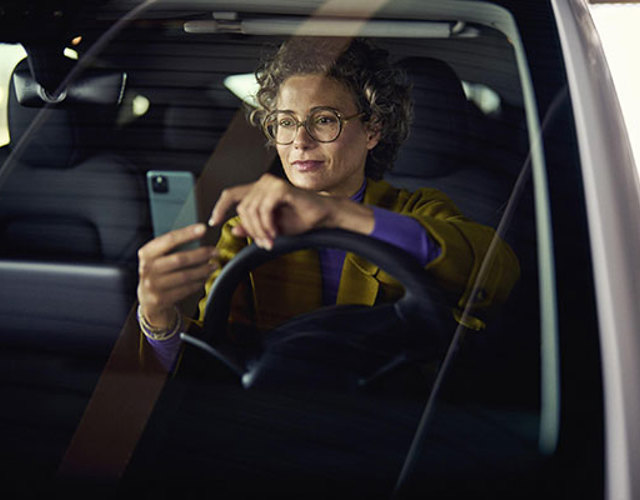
[181,228,451,389]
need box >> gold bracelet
[137,305,182,341]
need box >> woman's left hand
[208,174,374,249]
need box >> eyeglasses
[263,107,364,145]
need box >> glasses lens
[264,111,295,144]
[265,109,342,144]
[308,109,341,142]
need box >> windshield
[0,1,604,498]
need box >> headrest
[7,59,126,169]
[392,57,472,178]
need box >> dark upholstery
[0,57,147,347]
[386,57,518,229]
[0,59,147,486]
[387,58,542,409]
[0,59,151,264]
[393,57,473,178]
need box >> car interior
[0,0,603,498]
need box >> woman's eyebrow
[275,105,343,113]
[310,105,341,112]
[272,108,299,116]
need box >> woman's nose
[293,123,315,148]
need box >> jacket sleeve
[390,186,520,327]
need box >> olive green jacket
[197,178,520,331]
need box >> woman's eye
[314,115,337,126]
[279,119,295,128]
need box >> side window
[403,2,605,497]
[0,43,26,147]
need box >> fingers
[147,245,218,276]
[209,184,251,227]
[139,223,207,261]
[208,174,333,250]
[139,245,218,297]
[137,251,217,329]
[210,174,287,249]
[141,259,217,303]
[138,224,218,328]
[236,192,279,249]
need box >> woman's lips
[291,160,323,172]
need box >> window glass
[0,1,603,497]
[0,43,26,147]
[111,9,544,498]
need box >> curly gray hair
[251,37,413,180]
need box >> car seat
[388,56,540,406]
[387,57,521,229]
[0,56,154,488]
[0,58,151,264]
[0,58,149,351]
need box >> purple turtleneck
[317,180,440,304]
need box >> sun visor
[12,68,127,108]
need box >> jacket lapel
[335,179,398,306]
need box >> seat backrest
[0,58,148,354]
[393,57,474,178]
[0,58,151,265]
[387,57,540,403]
[386,57,517,229]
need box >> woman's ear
[365,122,382,150]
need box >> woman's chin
[288,172,328,192]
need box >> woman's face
[274,74,379,197]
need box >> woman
[136,38,520,369]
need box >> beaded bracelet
[136,305,183,342]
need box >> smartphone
[146,170,200,250]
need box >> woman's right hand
[137,223,219,330]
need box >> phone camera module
[151,175,169,193]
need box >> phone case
[146,170,199,248]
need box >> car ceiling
[0,0,527,107]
